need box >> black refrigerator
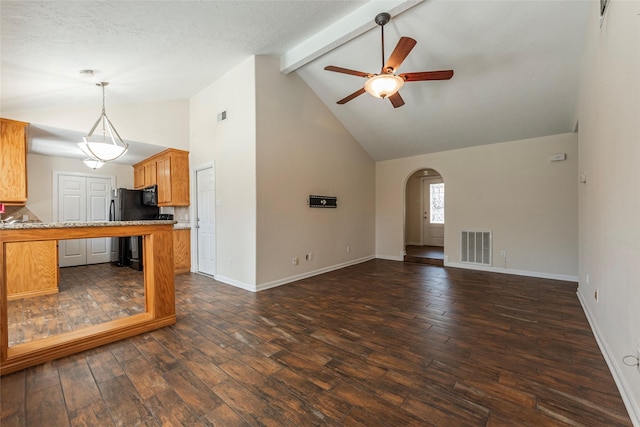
[110,188,159,270]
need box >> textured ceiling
[1,0,366,111]
[1,0,590,163]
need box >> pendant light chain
[381,23,385,72]
[100,83,107,137]
[101,82,106,114]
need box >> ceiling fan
[324,12,454,108]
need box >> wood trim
[132,148,189,168]
[6,287,58,301]
[3,315,176,374]
[0,223,176,375]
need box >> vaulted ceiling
[0,0,590,163]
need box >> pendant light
[78,82,128,163]
[82,158,105,169]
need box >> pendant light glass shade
[78,82,128,164]
[364,74,404,98]
[82,158,105,169]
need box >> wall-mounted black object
[309,195,337,208]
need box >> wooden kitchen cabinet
[133,148,189,206]
[0,118,28,205]
[173,229,191,273]
[133,161,158,189]
[144,161,157,187]
[156,156,171,204]
[6,240,58,300]
[133,163,145,189]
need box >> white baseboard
[577,290,640,427]
[376,254,404,261]
[445,261,578,282]
[255,256,375,292]
[211,275,256,292]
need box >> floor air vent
[461,230,492,266]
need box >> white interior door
[196,167,216,276]
[58,175,87,267]
[58,174,111,267]
[422,178,445,247]
[86,177,111,264]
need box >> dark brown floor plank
[25,384,69,427]
[1,370,26,427]
[97,375,154,426]
[58,360,101,413]
[162,366,224,417]
[211,379,292,427]
[68,401,114,427]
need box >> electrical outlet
[346,245,351,253]
[292,257,299,265]
[500,250,506,258]
[305,253,313,261]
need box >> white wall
[376,133,578,280]
[27,153,133,222]
[576,0,640,424]
[254,56,375,288]
[5,100,189,150]
[189,56,257,289]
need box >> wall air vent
[461,230,492,266]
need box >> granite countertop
[0,220,177,230]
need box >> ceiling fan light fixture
[364,74,404,99]
[78,82,128,163]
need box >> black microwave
[142,185,158,206]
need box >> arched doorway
[404,168,445,266]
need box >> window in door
[430,183,445,224]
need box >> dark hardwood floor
[1,260,632,426]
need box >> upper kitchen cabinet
[0,118,29,205]
[133,160,157,189]
[133,148,189,206]
[133,163,145,189]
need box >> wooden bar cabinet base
[0,222,176,375]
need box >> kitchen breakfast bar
[0,221,176,375]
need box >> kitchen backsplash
[1,205,42,223]
[159,206,190,222]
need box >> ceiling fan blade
[337,87,367,104]
[400,70,454,82]
[324,66,371,78]
[383,37,417,73]
[388,92,405,108]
